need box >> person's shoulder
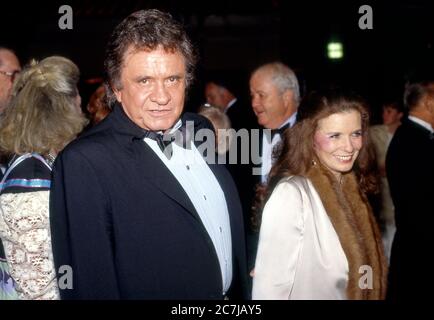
[263,176,307,222]
[7,156,51,178]
[183,112,214,131]
[1,156,51,194]
[58,125,115,167]
[65,116,116,151]
[63,134,104,157]
[278,175,309,187]
[390,119,421,147]
[271,175,309,198]
[369,124,387,136]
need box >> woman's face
[313,110,363,180]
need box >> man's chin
[145,120,177,132]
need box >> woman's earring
[311,159,317,166]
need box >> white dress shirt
[261,112,297,183]
[144,126,233,294]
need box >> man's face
[114,46,186,131]
[382,106,403,126]
[205,82,226,111]
[249,70,294,129]
[0,49,21,113]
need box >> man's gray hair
[253,61,300,103]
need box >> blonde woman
[0,56,87,299]
[198,104,233,155]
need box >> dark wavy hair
[252,88,378,228]
[104,9,197,107]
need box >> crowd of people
[0,9,433,300]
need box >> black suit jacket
[386,118,434,300]
[50,104,248,300]
[225,98,257,131]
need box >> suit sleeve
[252,181,304,300]
[49,148,120,299]
[386,138,434,231]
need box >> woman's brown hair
[252,88,378,228]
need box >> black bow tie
[142,120,193,160]
[271,123,290,140]
[144,131,176,159]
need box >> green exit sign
[327,42,344,59]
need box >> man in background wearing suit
[246,62,300,274]
[50,9,248,300]
[205,75,256,131]
[249,62,300,185]
[386,76,434,301]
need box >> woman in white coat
[252,89,387,300]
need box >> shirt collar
[225,98,237,112]
[408,115,434,133]
[278,111,297,130]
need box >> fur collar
[306,162,387,299]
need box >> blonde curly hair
[0,56,88,156]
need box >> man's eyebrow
[132,73,185,81]
[166,73,184,79]
[133,75,153,82]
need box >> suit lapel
[135,141,199,220]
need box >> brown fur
[306,162,388,299]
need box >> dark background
[1,0,433,123]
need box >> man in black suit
[204,76,256,131]
[386,77,434,300]
[50,9,248,300]
[249,62,300,185]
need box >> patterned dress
[0,240,19,299]
[0,154,59,300]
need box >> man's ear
[427,98,434,118]
[283,89,294,107]
[112,83,122,103]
